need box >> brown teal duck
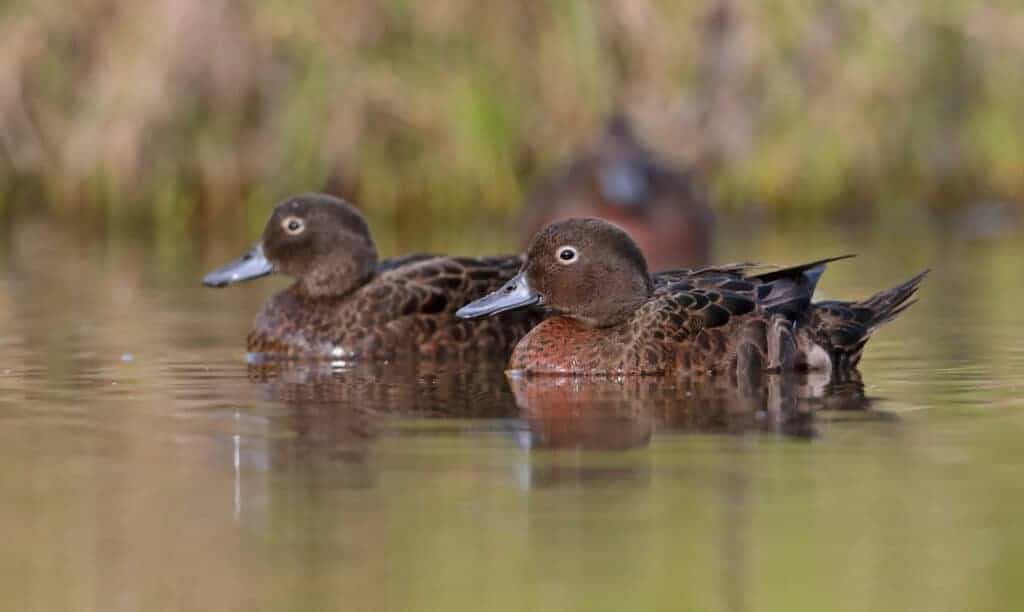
[458,217,927,376]
[203,194,541,359]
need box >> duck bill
[456,272,540,319]
[202,244,273,287]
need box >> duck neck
[298,247,379,299]
[585,298,645,328]
[576,274,652,329]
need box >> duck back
[508,259,926,376]
[249,254,541,359]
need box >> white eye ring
[556,245,578,265]
[282,216,305,235]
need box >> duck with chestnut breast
[203,194,541,359]
[457,218,927,376]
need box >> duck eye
[282,216,305,235]
[556,246,578,264]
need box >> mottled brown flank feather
[248,254,541,359]
[509,262,927,376]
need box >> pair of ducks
[204,194,927,376]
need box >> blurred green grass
[0,0,1021,237]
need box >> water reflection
[238,357,519,494]
[510,375,654,451]
[244,359,877,459]
[508,369,874,447]
[247,357,517,417]
[237,357,882,501]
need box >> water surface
[2,219,1023,611]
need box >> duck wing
[644,257,924,373]
[652,262,758,285]
[746,255,856,318]
[376,253,438,273]
[645,255,861,335]
[646,275,760,337]
[373,254,528,318]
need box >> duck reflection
[247,356,517,417]
[238,355,877,499]
[244,357,876,461]
[242,356,518,480]
[507,369,873,490]
[509,369,874,447]
[508,375,654,451]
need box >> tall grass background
[0,0,1021,239]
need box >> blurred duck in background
[519,114,714,270]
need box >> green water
[1,218,1022,611]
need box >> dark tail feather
[856,269,930,331]
[808,269,929,369]
[750,254,857,319]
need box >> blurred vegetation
[0,0,1022,237]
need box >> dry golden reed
[0,0,1021,232]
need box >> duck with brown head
[458,217,928,376]
[204,194,541,359]
[461,218,654,328]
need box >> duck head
[457,218,653,327]
[203,194,379,298]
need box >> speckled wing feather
[363,254,540,355]
[627,260,845,372]
[373,254,527,316]
[644,268,761,339]
[650,256,857,327]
